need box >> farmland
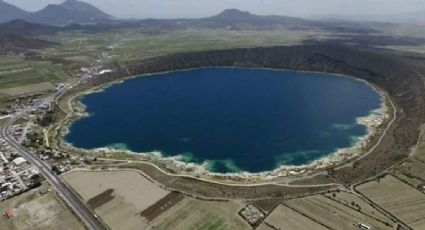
[110,28,328,62]
[284,194,394,229]
[146,198,250,230]
[356,175,425,229]
[62,170,170,230]
[62,169,255,230]
[0,54,69,92]
[259,204,328,230]
[0,27,331,99]
[0,82,53,97]
[323,191,394,224]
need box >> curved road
[0,96,109,230]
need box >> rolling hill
[27,0,113,25]
[0,20,60,36]
[0,0,112,25]
[0,33,57,53]
[0,0,29,23]
[198,9,319,27]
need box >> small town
[0,88,89,215]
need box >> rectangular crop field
[357,175,425,229]
[284,194,393,230]
[0,82,54,96]
[63,170,170,230]
[260,204,328,230]
[146,198,250,230]
[323,191,394,224]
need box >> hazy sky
[6,0,425,19]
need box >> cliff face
[69,45,425,184]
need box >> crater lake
[65,67,383,173]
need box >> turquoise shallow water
[65,67,382,173]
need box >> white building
[12,157,27,166]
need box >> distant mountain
[201,9,317,27]
[0,33,57,54]
[27,0,113,25]
[0,0,29,22]
[123,9,378,34]
[379,11,425,24]
[314,11,425,25]
[0,20,60,36]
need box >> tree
[30,174,44,188]
[51,165,61,175]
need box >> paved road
[0,96,109,230]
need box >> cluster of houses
[239,204,266,227]
[0,95,63,201]
[79,65,112,79]
[0,139,39,200]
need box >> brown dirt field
[285,195,393,230]
[252,199,282,214]
[256,223,275,230]
[356,175,425,229]
[0,186,84,230]
[87,189,115,209]
[63,170,170,230]
[263,204,329,230]
[63,170,169,210]
[140,192,185,222]
[324,191,394,225]
[146,198,250,230]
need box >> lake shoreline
[56,67,393,181]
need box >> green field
[111,28,326,62]
[0,54,71,93]
[0,27,328,95]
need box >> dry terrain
[63,170,255,230]
[356,175,425,229]
[258,204,328,230]
[0,185,84,230]
[146,198,250,230]
[284,194,394,229]
[324,191,394,224]
[63,170,170,230]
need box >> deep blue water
[65,68,382,173]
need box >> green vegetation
[0,73,45,89]
[44,32,116,61]
[111,29,325,62]
[0,53,73,97]
[0,55,36,89]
